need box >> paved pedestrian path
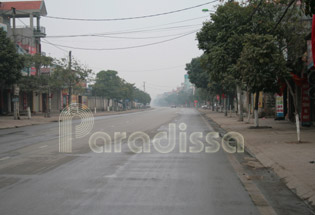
[199,109,315,208]
[0,108,148,129]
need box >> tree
[0,28,24,87]
[191,0,309,142]
[93,70,124,101]
[92,70,151,109]
[186,56,222,110]
[23,53,53,76]
[121,82,134,100]
[248,0,309,139]
[197,1,252,118]
[186,56,209,89]
[134,88,151,105]
[19,54,53,93]
[276,5,309,142]
[236,34,288,127]
[51,58,91,105]
[301,0,315,16]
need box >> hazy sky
[8,0,220,99]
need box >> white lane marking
[104,174,117,178]
[0,156,10,161]
[39,145,48,149]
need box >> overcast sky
[7,0,220,100]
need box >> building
[0,0,47,56]
[0,0,47,115]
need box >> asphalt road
[0,107,259,215]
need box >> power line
[90,64,185,73]
[146,82,176,88]
[146,85,174,91]
[42,30,197,51]
[43,1,219,22]
[48,30,200,42]
[95,31,201,40]
[42,38,69,53]
[273,0,297,31]
[4,6,212,31]
[150,15,209,27]
[46,24,201,38]
[92,15,210,40]
[120,65,185,73]
[17,18,28,27]
[11,33,68,53]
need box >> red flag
[290,72,306,86]
[312,15,315,65]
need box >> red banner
[312,15,315,65]
[290,72,306,86]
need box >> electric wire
[46,24,202,38]
[42,1,219,21]
[42,30,198,51]
[120,65,185,73]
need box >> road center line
[0,156,10,161]
[39,145,48,149]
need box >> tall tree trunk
[94,95,97,113]
[247,92,251,123]
[47,88,51,117]
[13,84,19,120]
[68,86,72,106]
[254,91,259,127]
[237,85,243,121]
[211,96,215,111]
[219,95,222,112]
[285,79,300,143]
[224,96,227,116]
[68,51,72,107]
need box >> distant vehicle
[171,105,176,108]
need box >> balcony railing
[14,25,46,38]
[33,26,46,38]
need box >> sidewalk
[199,109,315,208]
[0,108,149,130]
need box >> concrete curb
[199,110,315,209]
[0,108,151,130]
[199,111,277,214]
[246,144,315,208]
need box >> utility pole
[143,82,146,92]
[47,69,51,117]
[68,51,72,106]
[12,7,16,43]
[12,7,20,120]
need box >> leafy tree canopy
[0,28,25,87]
[185,56,209,89]
[236,34,288,94]
[93,70,151,105]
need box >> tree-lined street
[0,108,314,214]
[1,0,315,214]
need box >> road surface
[0,108,259,215]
